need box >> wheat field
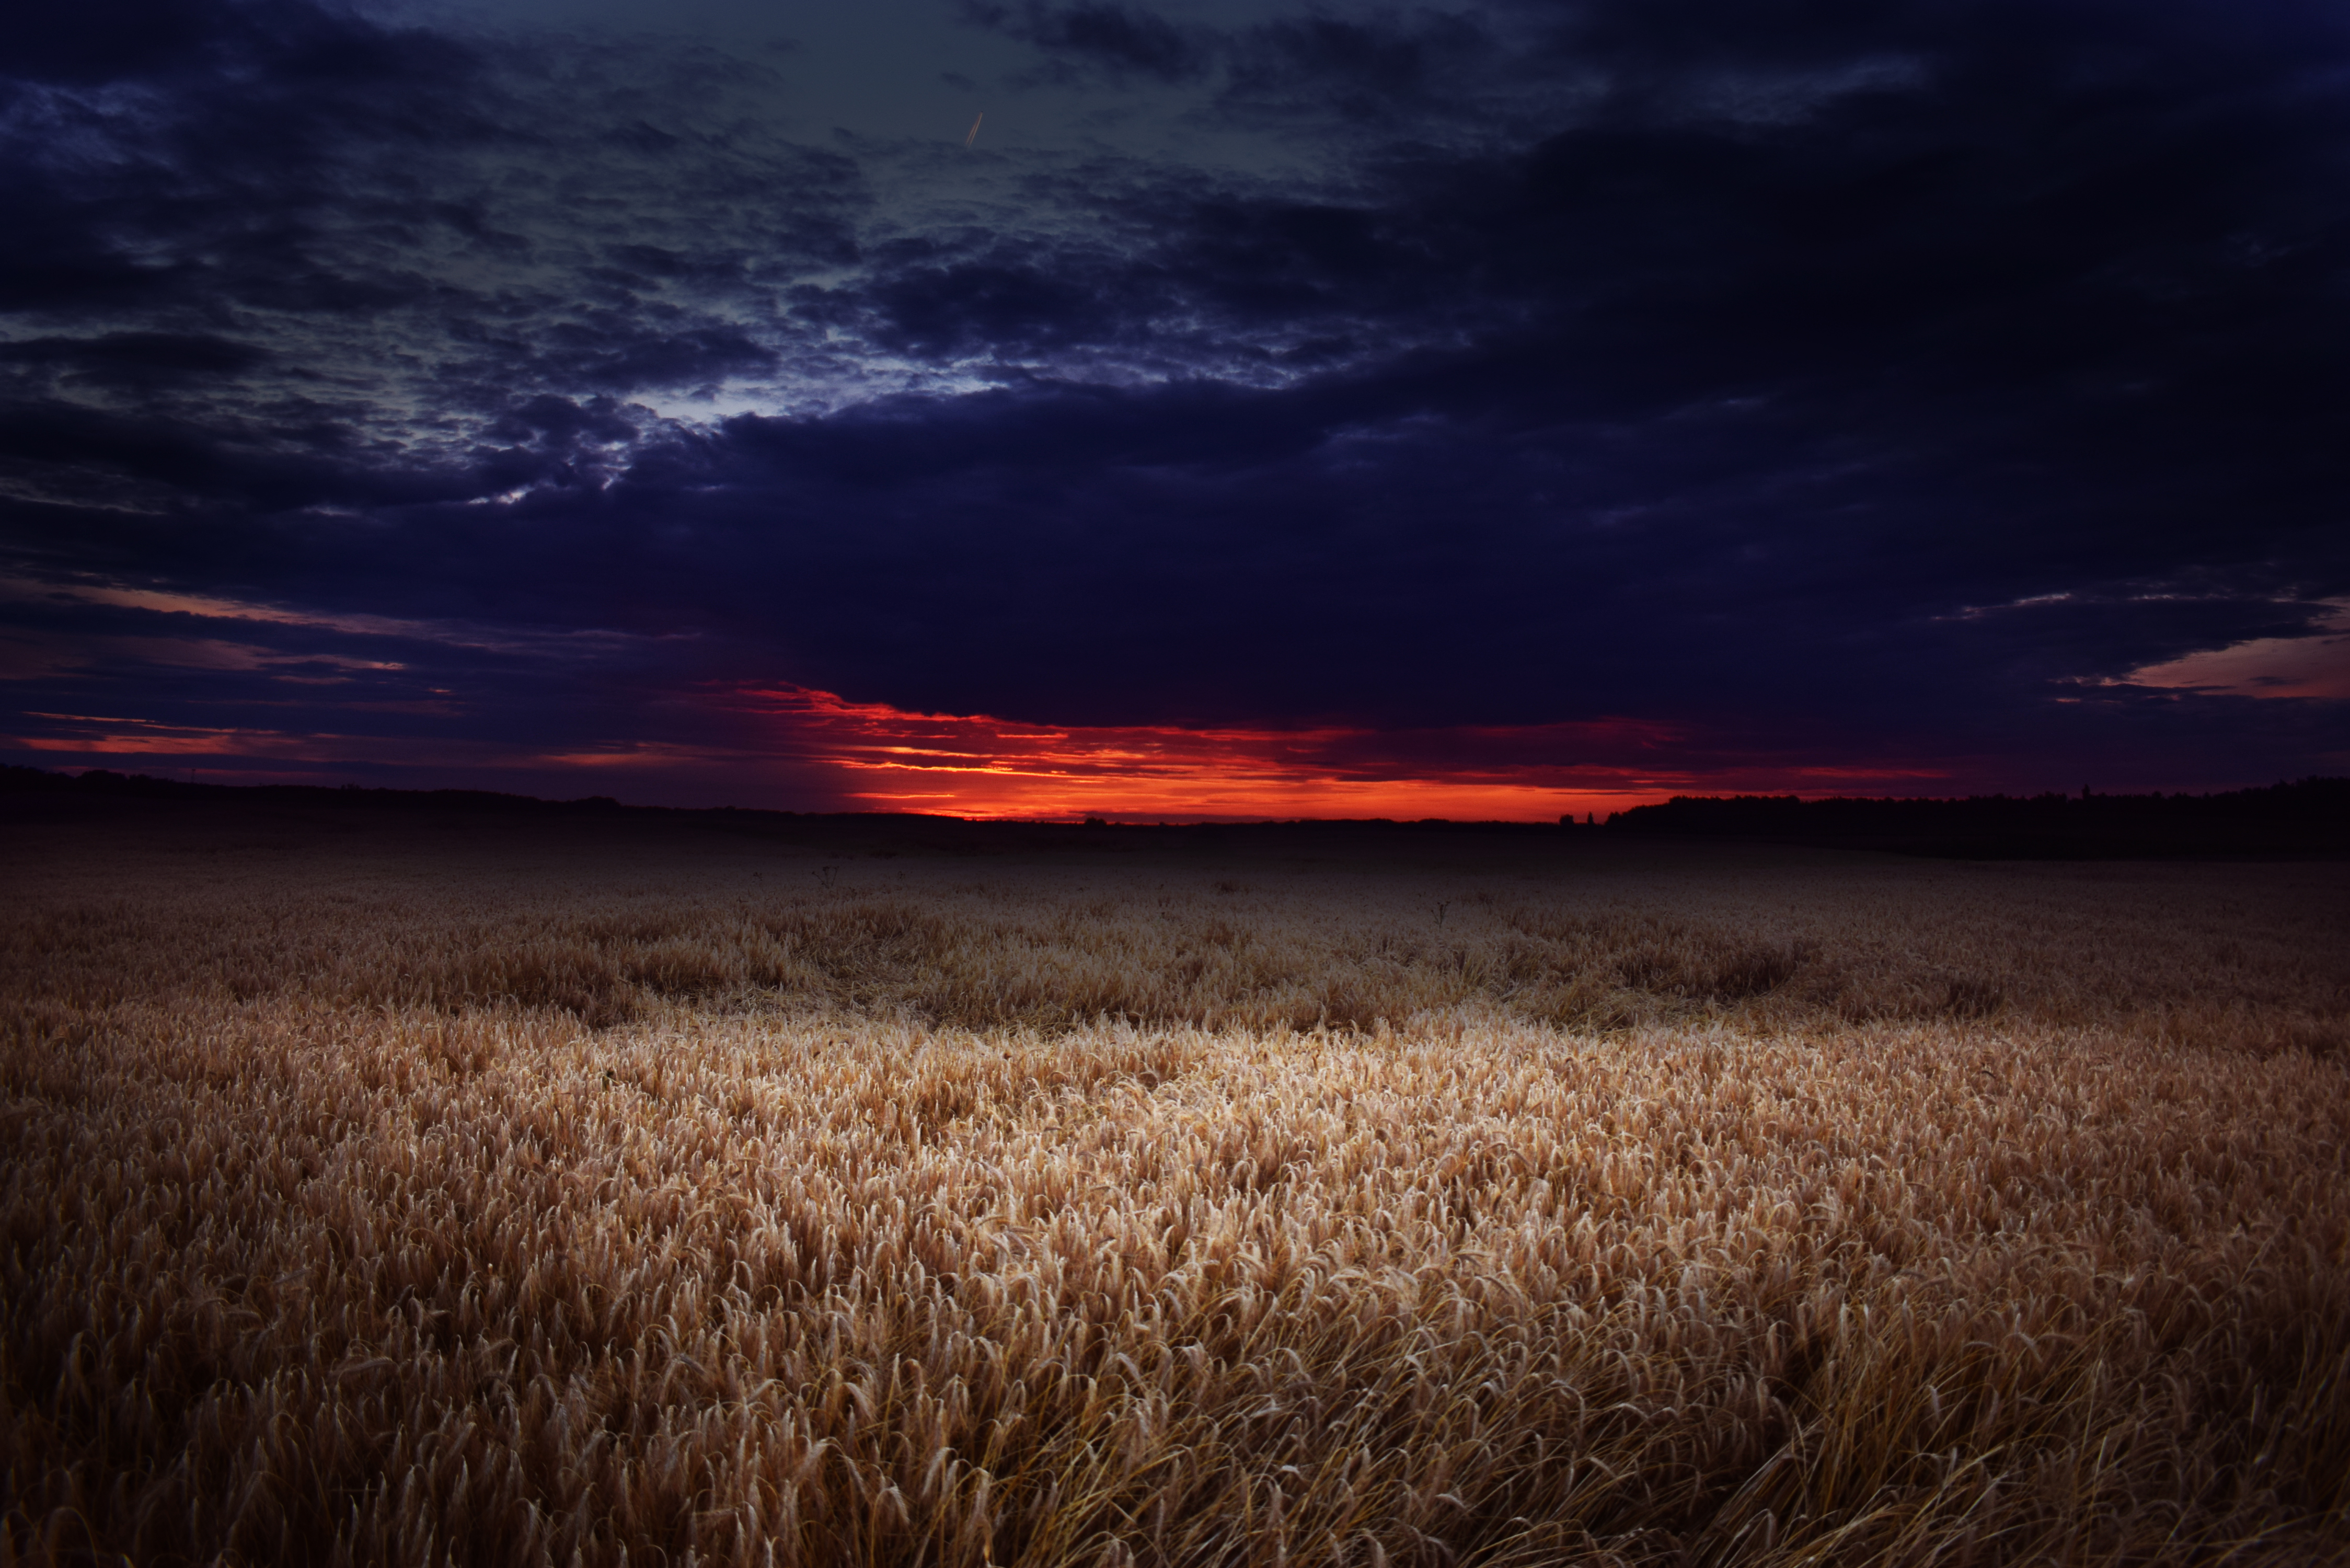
[5,806,2348,1566]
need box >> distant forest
[1606,777,2350,858]
[4,764,2345,859]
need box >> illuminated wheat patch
[3,828,2346,1565]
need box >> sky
[2,0,2345,819]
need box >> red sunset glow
[12,684,1968,820]
[721,686,1687,820]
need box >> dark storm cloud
[0,332,268,385]
[962,2,1214,84]
[1218,9,1504,122]
[960,0,1504,113]
[548,324,781,391]
[0,0,504,314]
[0,0,865,396]
[485,395,641,449]
[5,1,225,85]
[855,251,1158,361]
[3,0,2346,797]
[592,374,2339,739]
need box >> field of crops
[6,803,2347,1565]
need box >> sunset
[4,0,2344,810]
[7,3,2349,1565]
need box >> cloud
[2,0,2346,805]
[548,325,781,392]
[2,0,227,86]
[0,0,868,460]
[962,1,1212,84]
[2127,599,2350,701]
[1218,9,1504,123]
[0,332,268,385]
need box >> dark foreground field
[5,797,2349,1565]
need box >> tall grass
[4,820,2346,1564]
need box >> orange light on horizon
[7,684,1964,818]
[723,685,1694,821]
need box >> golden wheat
[4,814,2346,1564]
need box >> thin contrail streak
[965,112,984,148]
